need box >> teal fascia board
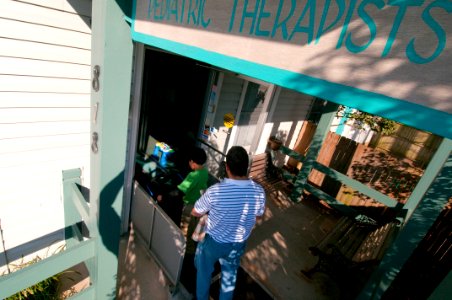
[130,28,452,140]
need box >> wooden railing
[0,169,96,299]
[272,145,403,221]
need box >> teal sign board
[132,0,452,139]
[144,0,450,64]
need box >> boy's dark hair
[226,146,249,177]
[189,147,207,165]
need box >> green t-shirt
[177,168,209,205]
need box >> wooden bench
[302,215,400,294]
[249,152,283,193]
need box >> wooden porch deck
[240,186,342,300]
[60,184,343,299]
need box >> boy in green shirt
[177,147,208,237]
[178,148,208,203]
[156,147,208,229]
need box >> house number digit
[91,132,99,154]
[92,65,100,92]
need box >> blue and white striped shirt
[194,178,265,243]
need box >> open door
[231,78,274,154]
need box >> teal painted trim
[71,183,89,222]
[429,271,452,300]
[63,168,82,248]
[130,30,452,139]
[336,106,352,135]
[92,0,134,298]
[70,222,84,244]
[132,0,137,21]
[280,145,304,162]
[0,240,95,299]
[312,161,399,208]
[290,102,339,201]
[124,15,132,24]
[62,168,82,181]
[281,169,296,182]
[358,145,452,299]
[304,184,358,216]
[402,138,452,221]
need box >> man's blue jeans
[194,234,246,300]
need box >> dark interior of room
[138,48,210,174]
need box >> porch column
[358,138,452,299]
[429,271,452,299]
[290,101,339,202]
[90,0,133,298]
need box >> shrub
[3,245,78,300]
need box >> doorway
[137,48,211,172]
[231,78,273,155]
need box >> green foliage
[5,256,61,300]
[3,245,78,300]
[338,106,397,135]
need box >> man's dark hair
[226,146,249,177]
[190,147,207,165]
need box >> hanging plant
[268,136,283,150]
[337,106,397,135]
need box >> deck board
[241,189,341,299]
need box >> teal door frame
[90,0,133,297]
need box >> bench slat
[353,222,397,262]
[249,152,283,193]
[316,216,354,251]
[303,215,399,284]
[337,225,372,259]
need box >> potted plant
[268,136,283,150]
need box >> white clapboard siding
[0,144,89,168]
[1,206,64,250]
[1,188,63,208]
[269,88,313,151]
[0,75,90,93]
[0,19,91,50]
[0,108,90,123]
[0,0,92,249]
[0,0,91,33]
[213,73,243,127]
[0,57,90,79]
[20,0,92,16]
[0,162,89,198]
[0,92,90,108]
[272,88,313,122]
[0,166,80,200]
[0,161,89,183]
[0,133,89,154]
[0,121,90,139]
[0,38,91,64]
[211,73,244,153]
[0,155,90,195]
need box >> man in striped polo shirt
[191,146,266,300]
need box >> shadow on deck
[132,183,343,299]
[61,184,343,299]
[239,187,342,300]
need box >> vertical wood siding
[269,88,313,166]
[369,124,442,169]
[211,73,245,153]
[271,88,312,144]
[0,0,91,251]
